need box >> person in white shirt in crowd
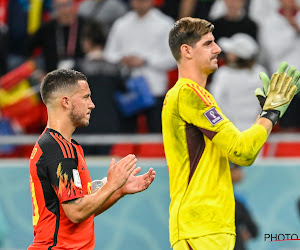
[248,0,279,28]
[103,0,176,133]
[258,0,300,130]
[209,33,266,131]
[259,0,300,74]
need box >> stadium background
[0,0,300,249]
[0,157,300,250]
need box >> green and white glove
[255,62,288,109]
[254,62,300,126]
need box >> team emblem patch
[204,107,223,126]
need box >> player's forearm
[94,188,125,216]
[230,124,267,166]
[212,122,268,166]
[255,117,273,136]
[62,182,117,223]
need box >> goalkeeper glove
[255,63,300,126]
[255,61,288,108]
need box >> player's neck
[178,66,208,88]
[47,112,75,142]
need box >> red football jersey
[28,128,94,249]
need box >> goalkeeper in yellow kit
[162,17,300,250]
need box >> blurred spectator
[209,33,265,131]
[103,0,176,133]
[209,0,251,20]
[231,164,258,250]
[211,0,258,42]
[76,21,129,78]
[160,0,215,21]
[159,0,181,20]
[7,0,51,70]
[249,0,279,27]
[259,0,300,73]
[178,0,216,20]
[259,0,300,131]
[208,0,227,20]
[27,0,86,73]
[75,21,127,154]
[77,0,128,37]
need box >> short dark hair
[82,20,106,47]
[40,69,87,105]
[169,17,214,61]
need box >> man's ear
[180,44,193,59]
[61,96,71,109]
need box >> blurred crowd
[0,0,300,157]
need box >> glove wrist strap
[260,110,280,127]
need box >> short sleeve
[49,158,84,203]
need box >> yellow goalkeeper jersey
[162,78,267,247]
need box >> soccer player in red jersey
[28,69,155,249]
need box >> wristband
[260,110,280,127]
